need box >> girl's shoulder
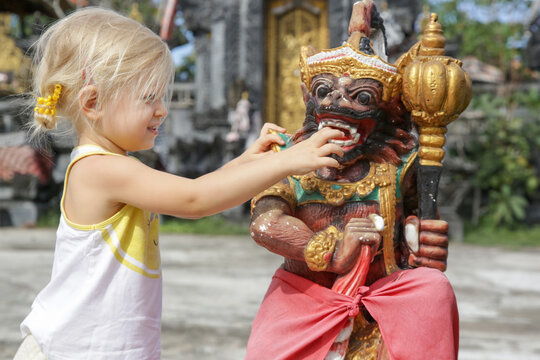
[69,152,143,186]
[64,153,145,225]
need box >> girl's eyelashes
[141,92,168,105]
[142,94,157,104]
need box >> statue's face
[310,74,383,155]
[297,73,414,166]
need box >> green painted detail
[276,133,293,151]
[291,176,380,204]
[289,150,417,205]
[395,150,417,200]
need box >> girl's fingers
[261,122,286,135]
[311,128,344,145]
[257,133,285,147]
[318,157,340,168]
[318,143,344,157]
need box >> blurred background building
[1,0,539,240]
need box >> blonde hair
[30,7,174,136]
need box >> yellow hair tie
[34,84,62,117]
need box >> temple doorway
[264,0,328,133]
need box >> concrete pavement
[1,228,539,359]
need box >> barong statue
[247,1,471,359]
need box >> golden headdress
[299,0,401,101]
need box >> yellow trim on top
[100,228,161,279]
[60,145,125,231]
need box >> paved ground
[1,228,539,360]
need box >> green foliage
[463,89,540,226]
[175,52,196,82]
[423,0,531,73]
[488,185,528,224]
[37,207,60,228]
[107,0,162,32]
[160,215,249,235]
[464,220,540,248]
[459,22,521,72]
[37,209,250,236]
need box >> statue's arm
[251,197,314,261]
[251,197,381,274]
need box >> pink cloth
[246,267,458,360]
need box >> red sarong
[246,267,458,360]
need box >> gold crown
[299,43,401,102]
[299,0,402,102]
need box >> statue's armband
[251,181,297,216]
[304,226,343,271]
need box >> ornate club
[401,13,472,219]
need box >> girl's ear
[79,85,102,122]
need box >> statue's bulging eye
[356,91,372,105]
[315,85,330,99]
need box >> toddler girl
[14,7,343,360]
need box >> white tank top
[21,145,162,360]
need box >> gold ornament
[299,44,401,102]
[304,226,343,271]
[293,162,393,206]
[251,182,297,214]
[346,313,384,360]
[400,13,472,166]
[34,84,62,117]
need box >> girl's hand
[246,122,287,156]
[281,127,344,175]
[227,123,287,167]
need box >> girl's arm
[220,123,287,170]
[89,128,344,219]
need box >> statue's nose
[323,90,351,107]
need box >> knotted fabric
[245,267,458,360]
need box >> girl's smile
[147,126,159,136]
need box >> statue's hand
[404,215,448,272]
[329,217,382,274]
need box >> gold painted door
[265,0,328,133]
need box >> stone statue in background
[246,1,471,359]
[226,91,251,144]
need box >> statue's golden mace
[400,13,472,219]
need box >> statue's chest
[289,162,399,232]
[296,201,381,232]
[290,162,394,206]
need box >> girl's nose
[155,100,168,119]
